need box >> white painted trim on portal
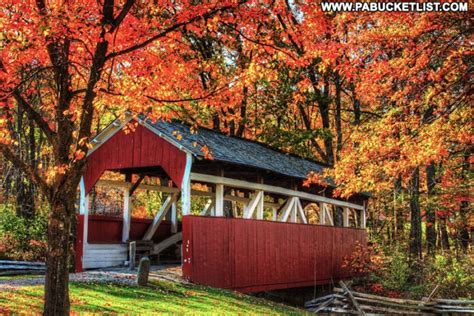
[88,113,194,156]
[122,188,132,242]
[143,193,178,240]
[79,177,90,250]
[190,173,364,211]
[181,153,193,216]
[87,114,134,156]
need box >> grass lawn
[0,280,305,315]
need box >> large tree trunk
[44,187,77,315]
[409,167,422,259]
[425,162,437,255]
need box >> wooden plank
[215,183,224,216]
[339,281,365,315]
[143,194,177,240]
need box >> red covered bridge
[76,113,368,292]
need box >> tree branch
[109,0,136,33]
[105,2,246,61]
[0,142,51,198]
[12,91,57,146]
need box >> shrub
[0,204,48,261]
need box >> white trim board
[190,172,364,211]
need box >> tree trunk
[394,176,404,236]
[409,167,422,259]
[44,194,75,315]
[439,217,450,250]
[425,162,437,255]
[334,74,343,162]
[458,151,471,252]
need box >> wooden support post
[343,207,350,227]
[296,198,307,224]
[272,207,277,221]
[79,177,90,250]
[361,201,367,229]
[256,191,264,220]
[143,194,177,240]
[215,183,224,216]
[171,202,177,233]
[181,153,192,216]
[290,198,297,223]
[319,203,326,225]
[326,204,334,226]
[122,188,132,242]
[243,191,263,219]
[280,197,295,222]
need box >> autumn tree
[331,11,472,256]
[0,0,249,314]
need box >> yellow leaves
[172,130,182,141]
[73,150,86,161]
[200,145,213,160]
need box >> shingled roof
[144,119,329,182]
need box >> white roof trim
[87,114,193,157]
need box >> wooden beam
[215,183,224,216]
[296,198,307,224]
[361,201,367,229]
[79,177,90,250]
[256,191,264,220]
[243,191,263,219]
[122,188,132,242]
[320,203,326,225]
[272,207,277,221]
[190,173,364,211]
[200,199,214,216]
[280,197,296,222]
[129,174,145,196]
[96,179,179,193]
[181,153,193,216]
[343,207,350,227]
[143,194,177,240]
[326,204,334,226]
[171,202,178,233]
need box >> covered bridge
[76,113,368,292]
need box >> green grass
[0,280,305,315]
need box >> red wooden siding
[84,124,187,194]
[182,216,366,293]
[87,215,181,243]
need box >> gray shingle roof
[145,119,327,181]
